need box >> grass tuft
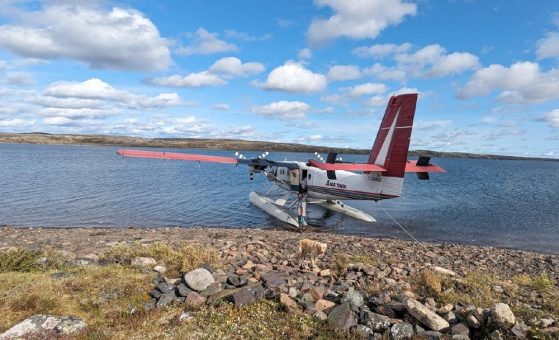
[100,241,220,276]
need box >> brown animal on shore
[297,239,327,268]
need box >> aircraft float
[117,93,445,228]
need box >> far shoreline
[1,132,558,162]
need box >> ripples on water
[0,143,558,253]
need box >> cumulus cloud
[176,28,238,56]
[251,101,311,120]
[307,0,417,45]
[150,72,226,88]
[536,32,559,60]
[255,62,327,93]
[539,109,559,128]
[357,43,479,79]
[0,3,170,71]
[208,57,264,77]
[457,61,559,104]
[352,42,412,58]
[41,79,182,109]
[326,65,362,81]
[322,82,387,104]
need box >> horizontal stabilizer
[308,159,387,172]
[404,160,445,173]
[117,149,238,164]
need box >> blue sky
[0,0,558,157]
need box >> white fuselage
[267,162,404,201]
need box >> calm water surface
[1,143,558,253]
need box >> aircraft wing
[117,149,238,164]
[117,149,300,170]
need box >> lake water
[1,143,558,253]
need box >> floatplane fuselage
[117,93,445,228]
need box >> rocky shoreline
[1,226,558,339]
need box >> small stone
[466,315,480,329]
[242,260,255,270]
[178,311,194,322]
[156,282,174,294]
[451,322,469,336]
[153,265,166,274]
[491,303,515,328]
[185,292,206,309]
[212,269,228,283]
[319,269,332,277]
[493,285,504,294]
[419,331,444,339]
[175,283,192,297]
[390,322,414,339]
[280,293,300,313]
[539,318,555,328]
[438,303,454,314]
[511,321,529,339]
[227,274,248,287]
[131,257,157,267]
[313,310,328,321]
[354,324,374,338]
[200,282,222,297]
[432,266,456,276]
[288,287,298,298]
[150,289,161,299]
[183,268,215,292]
[309,286,325,301]
[341,288,364,311]
[156,292,175,308]
[442,311,458,324]
[489,330,504,340]
[363,311,391,331]
[328,302,356,332]
[315,299,336,313]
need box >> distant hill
[1,132,557,161]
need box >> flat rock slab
[405,298,449,331]
[0,315,86,339]
[328,302,356,332]
[226,283,265,308]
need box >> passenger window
[308,174,312,179]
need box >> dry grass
[412,269,443,298]
[100,241,220,277]
[332,253,351,276]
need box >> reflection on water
[1,143,558,253]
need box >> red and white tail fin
[368,93,417,178]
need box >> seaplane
[117,93,445,228]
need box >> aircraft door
[289,169,300,187]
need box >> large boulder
[362,311,390,331]
[328,302,356,332]
[341,288,364,311]
[491,303,515,328]
[183,268,215,292]
[0,315,86,339]
[405,298,449,331]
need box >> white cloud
[251,101,311,120]
[326,65,361,81]
[348,82,387,97]
[536,32,559,60]
[415,120,451,131]
[256,61,327,93]
[298,48,313,60]
[212,103,230,111]
[0,3,170,71]
[458,61,559,104]
[393,44,480,78]
[224,30,271,41]
[322,82,386,104]
[0,118,32,128]
[176,28,238,56]
[277,18,293,28]
[42,78,182,109]
[539,109,559,128]
[363,63,406,81]
[208,57,264,77]
[5,72,34,85]
[352,42,412,58]
[307,0,417,44]
[358,43,479,79]
[150,72,226,88]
